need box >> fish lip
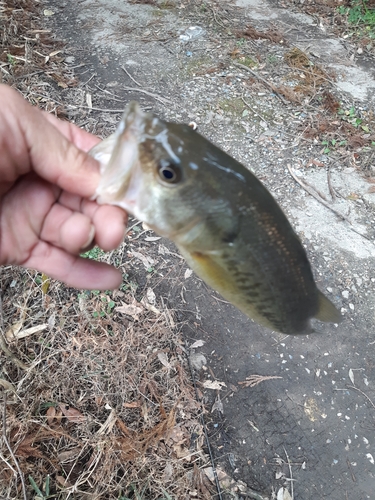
[92,102,147,210]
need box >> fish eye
[157,159,181,184]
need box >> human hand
[0,84,127,289]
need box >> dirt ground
[1,0,375,498]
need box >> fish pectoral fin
[315,291,342,324]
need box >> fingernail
[81,224,96,251]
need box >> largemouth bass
[90,102,342,334]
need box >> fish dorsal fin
[315,291,342,324]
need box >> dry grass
[0,1,212,498]
[1,264,210,499]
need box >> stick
[121,65,141,87]
[284,446,294,499]
[122,86,172,105]
[287,165,373,242]
[327,167,337,201]
[0,294,28,370]
[233,62,288,105]
[2,392,27,500]
[347,385,375,410]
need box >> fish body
[90,102,341,334]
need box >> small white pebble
[342,290,349,299]
[349,303,355,310]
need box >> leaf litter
[1,265,209,499]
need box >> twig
[81,73,96,87]
[283,446,294,499]
[327,166,337,201]
[2,392,27,500]
[122,85,172,105]
[233,62,288,105]
[346,457,357,482]
[121,65,141,87]
[287,164,373,242]
[210,7,227,29]
[24,92,126,112]
[238,374,282,388]
[346,385,375,410]
[301,177,329,201]
[0,294,29,370]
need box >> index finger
[0,84,101,198]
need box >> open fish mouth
[90,102,147,212]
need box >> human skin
[0,84,128,289]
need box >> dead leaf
[59,403,85,424]
[146,287,156,304]
[202,380,226,390]
[5,319,23,340]
[189,353,207,371]
[115,300,143,321]
[58,447,82,462]
[41,273,50,294]
[123,401,141,408]
[144,236,161,241]
[49,49,62,57]
[46,406,56,425]
[56,475,72,487]
[129,250,155,269]
[184,268,193,279]
[5,323,48,342]
[172,443,191,460]
[167,426,186,443]
[307,158,325,167]
[158,352,172,369]
[211,394,223,414]
[190,339,205,349]
[0,379,16,392]
[277,487,292,500]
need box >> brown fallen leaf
[0,378,16,392]
[5,323,48,342]
[46,406,56,425]
[59,403,85,424]
[307,158,325,167]
[123,401,141,408]
[56,475,72,487]
[115,300,143,321]
[58,447,82,462]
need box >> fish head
[91,101,236,246]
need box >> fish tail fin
[315,290,342,324]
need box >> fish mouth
[91,102,148,213]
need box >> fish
[90,101,342,334]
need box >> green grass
[338,0,375,37]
